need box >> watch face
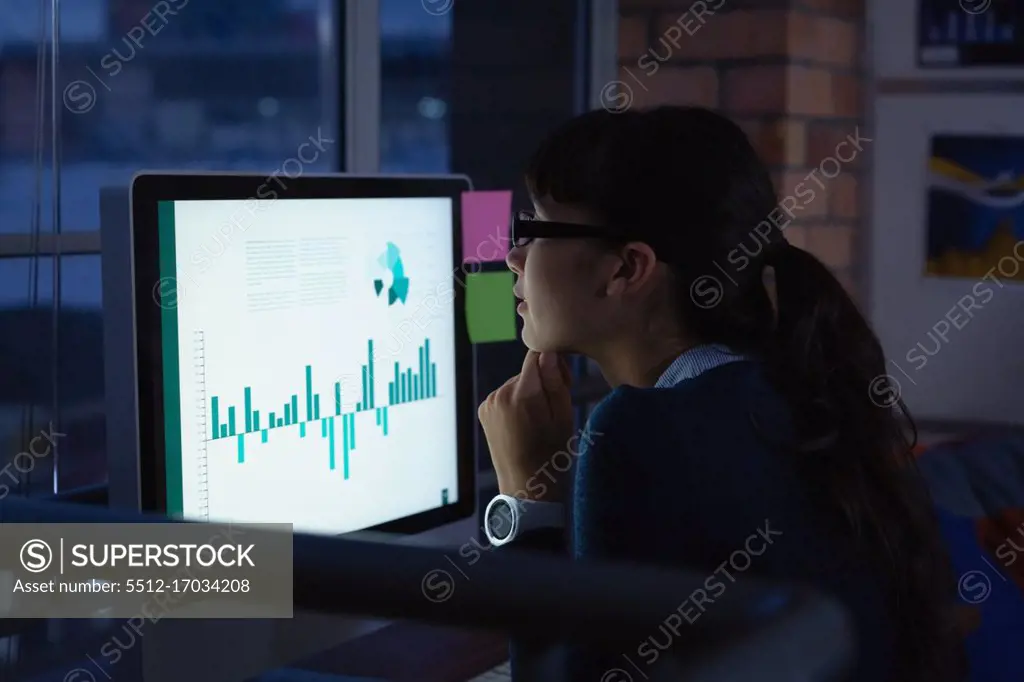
[487,499,514,539]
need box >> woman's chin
[521,322,567,354]
[520,320,543,351]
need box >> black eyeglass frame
[509,210,685,263]
[509,210,640,248]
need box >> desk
[290,622,508,682]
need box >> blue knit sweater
[505,358,892,682]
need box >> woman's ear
[606,242,658,296]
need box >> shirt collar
[653,344,747,388]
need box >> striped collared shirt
[653,343,748,388]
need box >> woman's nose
[506,245,525,274]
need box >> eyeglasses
[509,210,631,248]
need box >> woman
[477,106,965,682]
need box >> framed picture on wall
[924,134,1024,280]
[871,95,1024,426]
[918,0,1024,68]
[872,0,1024,78]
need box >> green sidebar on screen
[158,200,185,516]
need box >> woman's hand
[478,351,574,502]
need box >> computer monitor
[119,172,476,537]
[96,172,480,682]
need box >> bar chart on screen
[185,324,452,532]
[167,197,459,534]
[199,336,439,473]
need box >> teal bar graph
[387,339,435,405]
[212,397,220,437]
[328,417,336,470]
[305,365,313,422]
[206,337,436,472]
[244,388,252,432]
[342,414,353,479]
[364,366,372,409]
[425,339,431,397]
[367,341,375,409]
[341,416,348,477]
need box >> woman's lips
[517,300,527,312]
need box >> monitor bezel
[131,172,478,536]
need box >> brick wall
[616,0,866,297]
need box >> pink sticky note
[461,190,512,263]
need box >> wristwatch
[483,494,564,547]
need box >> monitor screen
[153,195,460,535]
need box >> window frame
[589,0,619,111]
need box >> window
[0,0,342,490]
[380,0,451,173]
[1,0,342,233]
[0,256,102,493]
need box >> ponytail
[768,242,883,442]
[765,243,966,682]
